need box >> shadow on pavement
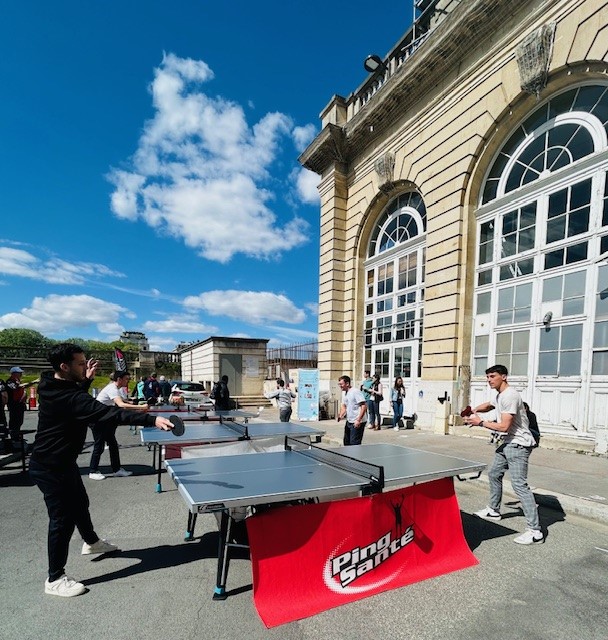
[85,531,250,587]
[461,511,517,551]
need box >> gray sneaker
[82,539,119,555]
[45,575,86,597]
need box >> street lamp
[363,54,385,74]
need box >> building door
[220,354,242,396]
[373,340,419,418]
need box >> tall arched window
[364,192,426,407]
[473,83,608,435]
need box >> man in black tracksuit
[29,343,173,598]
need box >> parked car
[169,381,213,406]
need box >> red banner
[246,478,477,627]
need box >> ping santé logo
[326,494,414,591]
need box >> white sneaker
[82,538,119,555]
[474,507,502,520]
[514,529,544,545]
[394,426,399,431]
[45,575,86,597]
[88,472,106,480]
[110,468,132,477]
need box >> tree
[0,328,53,349]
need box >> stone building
[300,0,608,448]
[178,336,268,398]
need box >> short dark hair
[486,364,508,376]
[339,375,351,385]
[221,375,228,383]
[276,379,285,387]
[48,343,85,372]
[114,370,130,380]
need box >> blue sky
[0,1,414,351]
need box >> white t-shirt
[495,386,534,447]
[96,382,123,407]
[342,387,367,423]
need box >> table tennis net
[223,421,248,438]
[285,437,385,490]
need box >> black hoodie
[31,371,157,468]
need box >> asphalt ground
[1,409,607,639]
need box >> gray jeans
[488,442,539,531]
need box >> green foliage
[0,328,54,349]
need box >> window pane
[563,298,584,315]
[496,333,511,353]
[568,207,589,237]
[561,324,582,349]
[543,276,562,302]
[566,242,587,264]
[570,180,591,212]
[592,352,608,375]
[540,327,559,350]
[513,307,530,323]
[478,269,492,285]
[515,283,532,307]
[560,350,581,376]
[511,354,528,375]
[477,292,491,314]
[503,211,517,234]
[564,271,585,297]
[539,352,558,375]
[519,227,535,251]
[474,334,489,355]
[549,189,567,217]
[546,217,566,243]
[594,321,608,348]
[498,287,513,310]
[497,311,512,325]
[513,330,529,351]
[545,248,564,269]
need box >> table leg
[155,445,163,493]
[185,511,197,541]
[213,510,232,600]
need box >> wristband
[479,420,485,428]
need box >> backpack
[529,423,541,447]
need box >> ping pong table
[141,421,326,493]
[166,440,485,600]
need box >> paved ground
[1,409,607,640]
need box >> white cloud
[183,290,306,324]
[108,52,312,263]
[292,124,317,152]
[305,302,319,316]
[294,168,321,204]
[0,246,124,285]
[148,336,181,351]
[0,294,128,335]
[142,315,217,334]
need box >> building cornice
[300,0,533,175]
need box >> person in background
[89,370,148,480]
[0,376,8,452]
[360,370,374,429]
[29,343,173,598]
[143,372,161,405]
[369,373,383,430]
[464,364,543,546]
[158,375,172,405]
[211,375,231,411]
[134,375,146,404]
[338,375,367,446]
[6,366,39,450]
[265,379,296,422]
[391,376,406,431]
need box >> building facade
[300,0,608,446]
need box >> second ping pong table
[141,421,326,493]
[166,440,485,600]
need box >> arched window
[368,191,426,257]
[482,85,608,204]
[473,83,608,435]
[363,192,426,389]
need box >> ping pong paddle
[169,415,185,437]
[460,406,473,418]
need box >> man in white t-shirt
[464,364,542,545]
[89,371,147,480]
[338,375,367,446]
